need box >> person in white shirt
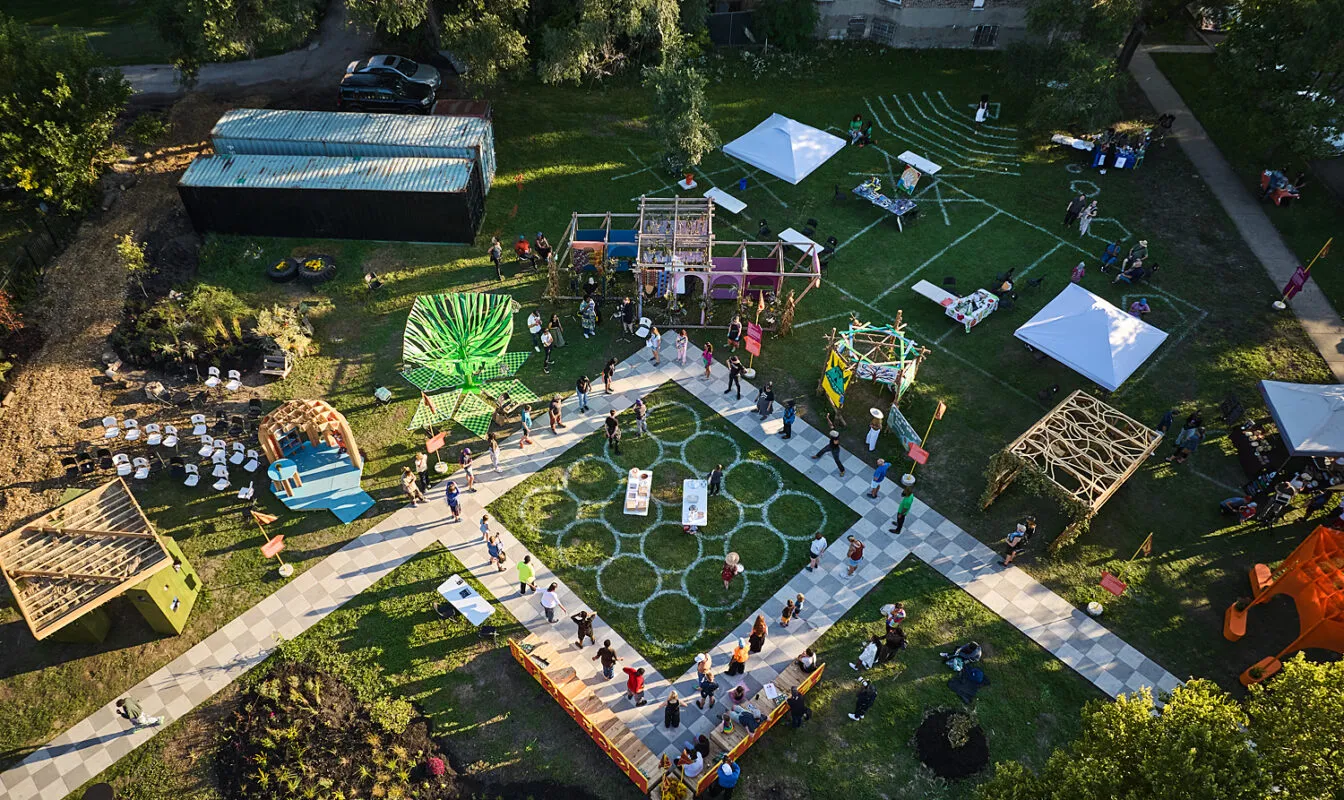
[540,582,567,623]
[806,531,827,572]
[528,311,543,351]
[647,326,662,365]
[678,747,704,779]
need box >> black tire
[267,257,299,283]
[297,255,337,284]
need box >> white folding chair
[212,476,231,491]
[132,457,151,480]
[113,453,132,476]
[162,424,179,449]
[204,366,222,388]
[224,369,242,392]
[635,316,652,338]
[190,413,208,436]
[198,434,215,458]
[211,448,227,465]
[211,463,229,478]
[102,416,120,440]
[243,449,260,472]
[144,423,162,446]
[123,419,141,442]
[183,463,200,487]
[237,481,255,500]
[229,442,246,465]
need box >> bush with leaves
[644,44,719,173]
[253,305,313,358]
[126,114,171,148]
[751,0,820,52]
[111,285,260,369]
[149,0,325,84]
[116,231,150,298]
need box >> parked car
[346,55,442,90]
[337,73,434,114]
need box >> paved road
[119,1,373,96]
[1130,46,1344,381]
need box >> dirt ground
[0,82,336,531]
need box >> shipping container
[210,108,497,192]
[178,154,485,244]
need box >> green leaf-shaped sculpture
[402,293,523,392]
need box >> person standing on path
[812,429,846,476]
[725,355,745,399]
[632,396,649,437]
[414,451,429,491]
[848,679,877,721]
[664,690,682,729]
[1078,200,1098,237]
[575,375,591,413]
[444,481,462,521]
[540,582,567,623]
[517,554,537,595]
[486,531,506,572]
[787,687,811,728]
[572,609,597,648]
[890,486,916,533]
[793,592,807,622]
[1063,194,1086,228]
[593,639,622,679]
[755,382,774,419]
[1001,523,1028,566]
[707,464,724,496]
[845,535,865,577]
[782,400,796,439]
[548,313,567,347]
[701,342,714,379]
[748,614,768,653]
[478,513,491,541]
[488,236,503,280]
[806,531,827,571]
[696,670,720,709]
[623,665,649,705]
[115,697,162,728]
[487,432,501,472]
[779,598,796,628]
[518,406,535,448]
[459,447,476,491]
[401,467,426,506]
[528,309,544,352]
[548,394,567,434]
[726,638,749,676]
[869,458,889,499]
[676,329,690,365]
[727,315,743,352]
[647,326,663,365]
[605,410,622,454]
[602,358,617,394]
[540,326,555,373]
[710,759,740,798]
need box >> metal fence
[708,10,756,46]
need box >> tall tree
[0,15,131,214]
[538,0,680,84]
[150,0,326,84]
[643,38,718,173]
[1245,654,1344,798]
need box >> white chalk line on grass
[835,215,888,251]
[934,183,951,226]
[866,98,1016,178]
[940,91,1015,132]
[919,94,1017,143]
[902,93,1021,153]
[875,210,1003,300]
[793,311,855,330]
[744,166,789,209]
[611,147,659,181]
[889,94,1023,167]
[1018,242,1066,280]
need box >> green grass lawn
[7,0,173,66]
[1152,51,1344,308]
[488,381,859,677]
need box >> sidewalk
[1129,46,1344,381]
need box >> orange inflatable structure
[1224,525,1344,684]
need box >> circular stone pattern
[724,461,782,506]
[643,523,701,573]
[598,555,661,607]
[566,457,620,503]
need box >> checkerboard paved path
[0,348,1180,799]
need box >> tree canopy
[0,15,131,214]
[149,0,326,84]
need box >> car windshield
[392,57,418,74]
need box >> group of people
[488,232,552,279]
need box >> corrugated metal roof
[179,154,475,193]
[212,108,492,154]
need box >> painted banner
[744,322,763,357]
[898,166,922,194]
[425,432,446,453]
[886,405,923,450]
[908,443,929,465]
[821,350,852,409]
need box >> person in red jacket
[623,666,648,706]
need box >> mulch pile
[914,708,989,780]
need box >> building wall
[817,0,1029,48]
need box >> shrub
[369,696,416,735]
[110,284,260,369]
[751,0,820,52]
[126,114,170,147]
[253,305,312,357]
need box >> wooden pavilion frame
[0,479,171,640]
[982,390,1162,543]
[258,399,363,470]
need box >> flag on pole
[934,400,947,420]
[422,391,438,415]
[756,291,765,315]
[251,510,279,527]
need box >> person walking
[787,686,811,728]
[781,400,796,439]
[548,394,566,434]
[1000,523,1028,566]
[414,451,429,491]
[540,582,567,623]
[725,355,745,399]
[721,552,743,590]
[575,375,591,413]
[845,535,864,577]
[806,531,827,571]
[710,759,740,798]
[602,358,617,394]
[459,447,476,491]
[1078,200,1098,237]
[487,432,501,471]
[548,313,567,347]
[401,466,426,506]
[707,464,724,497]
[890,486,916,533]
[527,309,544,352]
[869,458,890,499]
[1167,426,1205,464]
[620,297,637,335]
[572,609,597,648]
[812,429,846,476]
[623,665,649,705]
[605,410,622,454]
[676,329,690,365]
[593,639,622,679]
[486,532,506,572]
[664,690,682,729]
[115,697,162,728]
[848,679,877,721]
[444,480,462,522]
[974,94,989,133]
[696,670,720,709]
[647,326,662,365]
[755,382,775,419]
[1063,194,1086,228]
[478,513,491,541]
[701,342,714,379]
[793,592,807,622]
[519,406,535,448]
[517,554,537,595]
[748,614,767,654]
[779,598,796,628]
[540,326,555,373]
[632,396,649,437]
[580,296,597,339]
[726,638,749,676]
[488,236,503,280]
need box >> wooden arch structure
[981,390,1162,547]
[259,399,363,470]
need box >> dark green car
[336,72,434,114]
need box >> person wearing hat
[533,231,552,264]
[1123,239,1148,270]
[869,458,890,499]
[1128,297,1151,318]
[695,651,713,680]
[812,429,846,477]
[865,407,882,450]
[727,637,749,676]
[721,552,744,589]
[514,235,536,268]
[1001,523,1028,565]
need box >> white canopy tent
[1259,380,1344,456]
[1013,283,1168,392]
[721,114,846,185]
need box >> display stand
[625,468,653,515]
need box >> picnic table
[436,574,495,626]
[853,181,919,231]
[911,280,998,332]
[897,151,942,175]
[625,467,653,516]
[682,479,708,528]
[778,227,821,254]
[703,187,746,215]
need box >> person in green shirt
[848,113,864,144]
[889,487,916,534]
[517,554,537,595]
[116,696,162,727]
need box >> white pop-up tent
[1013,283,1168,392]
[1259,380,1344,456]
[722,114,846,185]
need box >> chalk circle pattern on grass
[494,389,858,668]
